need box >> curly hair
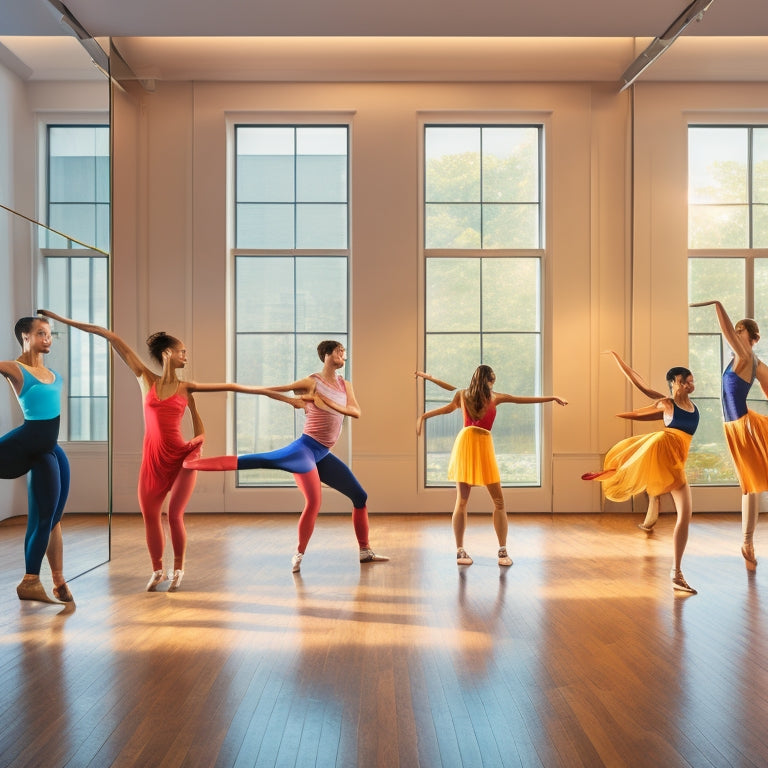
[146,331,180,365]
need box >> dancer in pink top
[416,366,567,566]
[185,340,389,573]
[39,310,297,591]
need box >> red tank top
[462,395,496,430]
[303,373,346,447]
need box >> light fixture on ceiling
[619,0,716,91]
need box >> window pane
[236,203,294,249]
[688,259,745,334]
[688,205,749,249]
[754,260,768,353]
[755,129,768,204]
[688,127,748,205]
[425,127,480,203]
[482,126,539,203]
[425,204,481,249]
[754,204,768,248]
[426,259,480,332]
[296,126,347,202]
[482,203,539,249]
[236,257,294,332]
[48,204,97,249]
[483,258,540,332]
[688,333,722,400]
[237,154,294,203]
[296,257,347,333]
[296,203,347,249]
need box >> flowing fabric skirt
[724,410,768,493]
[589,428,692,502]
[447,426,500,486]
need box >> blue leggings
[0,418,70,574]
[236,433,367,507]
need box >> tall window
[422,125,544,486]
[42,124,110,441]
[688,125,768,485]
[234,124,349,486]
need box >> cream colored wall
[111,79,637,514]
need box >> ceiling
[2,0,768,84]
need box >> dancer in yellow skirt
[416,366,567,566]
[582,352,698,593]
[690,300,768,571]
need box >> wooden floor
[1,511,768,768]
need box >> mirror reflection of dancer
[38,310,294,592]
[184,341,389,574]
[582,352,699,594]
[415,366,567,567]
[0,316,73,603]
[690,300,768,571]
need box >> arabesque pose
[690,300,768,571]
[416,366,567,567]
[1,316,73,604]
[39,310,297,591]
[582,351,699,594]
[184,340,388,574]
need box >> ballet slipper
[17,578,61,604]
[53,583,75,602]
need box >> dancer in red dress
[39,310,297,591]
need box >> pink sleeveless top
[462,394,496,431]
[303,373,347,448]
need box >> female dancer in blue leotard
[691,300,768,570]
[0,316,72,603]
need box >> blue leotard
[0,364,70,575]
[664,402,699,435]
[722,358,756,422]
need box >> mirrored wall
[0,29,111,581]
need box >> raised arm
[416,390,462,435]
[37,309,151,379]
[415,371,457,392]
[690,300,751,362]
[606,350,665,400]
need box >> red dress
[139,384,202,497]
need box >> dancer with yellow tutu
[415,366,567,567]
[582,352,698,593]
[690,300,768,571]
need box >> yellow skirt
[724,411,768,493]
[594,428,692,502]
[447,426,500,486]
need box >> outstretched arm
[416,390,462,435]
[616,404,665,421]
[494,393,568,406]
[415,371,457,392]
[606,350,665,400]
[0,360,23,393]
[187,381,309,410]
[37,309,150,379]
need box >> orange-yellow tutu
[590,428,692,502]
[723,410,768,493]
[447,426,500,486]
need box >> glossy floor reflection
[1,512,766,767]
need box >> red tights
[294,469,369,553]
[139,467,197,571]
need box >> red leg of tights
[167,467,197,570]
[294,470,322,553]
[138,485,166,571]
[353,507,369,548]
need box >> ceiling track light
[619,0,716,91]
